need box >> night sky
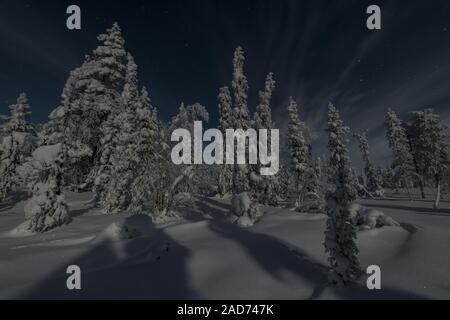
[1,0,450,169]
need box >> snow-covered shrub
[348,203,399,230]
[253,72,277,205]
[353,131,384,197]
[26,144,71,232]
[295,191,326,214]
[231,192,260,227]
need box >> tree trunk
[434,180,441,209]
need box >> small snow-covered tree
[384,109,416,199]
[169,102,209,195]
[324,103,362,286]
[353,131,384,197]
[26,144,71,232]
[0,134,22,200]
[253,73,278,205]
[217,86,234,197]
[151,120,194,221]
[410,109,449,208]
[4,93,33,134]
[287,97,310,205]
[0,93,35,199]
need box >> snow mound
[236,216,254,227]
[94,215,156,242]
[349,203,400,230]
[231,193,251,216]
[3,221,34,237]
[231,192,260,224]
[95,221,142,242]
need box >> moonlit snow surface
[0,191,449,299]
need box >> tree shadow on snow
[17,214,200,299]
[180,196,231,222]
[197,198,429,300]
[188,197,330,298]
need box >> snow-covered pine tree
[353,131,384,197]
[410,109,449,208]
[287,97,310,206]
[0,93,35,200]
[384,109,416,199]
[217,86,233,197]
[26,143,71,232]
[324,103,362,286]
[253,73,277,205]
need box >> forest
[0,23,449,298]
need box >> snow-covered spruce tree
[228,46,260,224]
[287,97,310,206]
[55,22,127,189]
[353,131,384,197]
[306,157,326,213]
[0,93,35,200]
[253,72,278,205]
[217,86,234,197]
[231,46,251,196]
[3,93,33,134]
[0,135,21,200]
[384,109,416,199]
[324,103,362,286]
[128,86,159,215]
[98,53,141,214]
[26,143,70,232]
[410,109,449,208]
[275,164,290,200]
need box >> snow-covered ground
[0,190,449,299]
